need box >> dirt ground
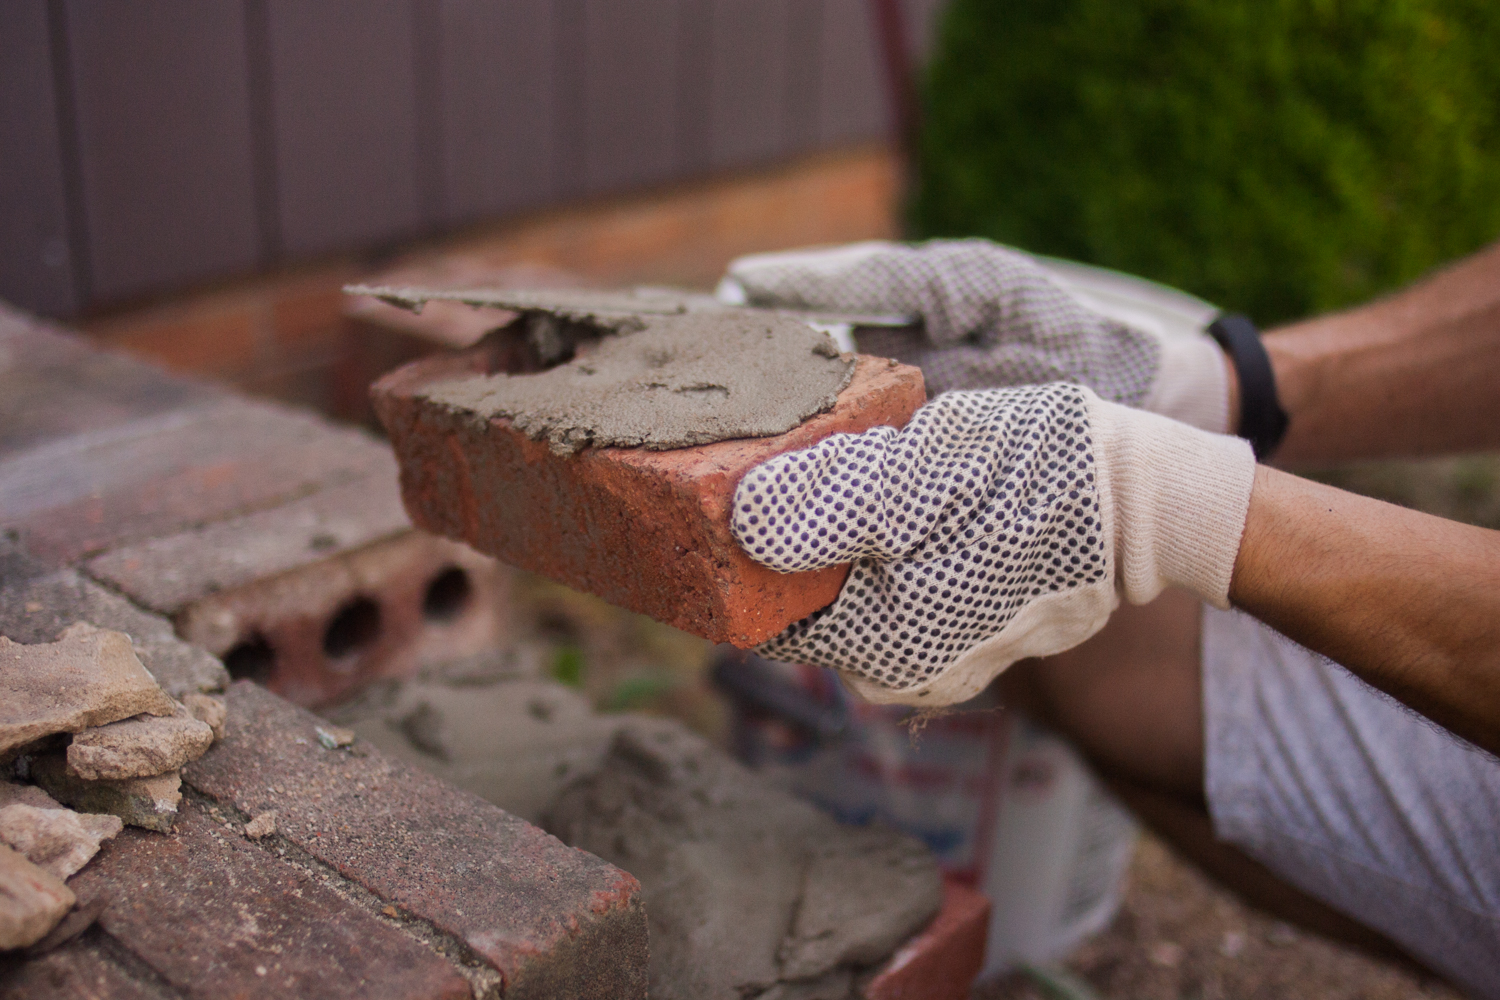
[972,833,1465,1000]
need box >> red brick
[169,531,512,709]
[4,397,396,564]
[66,805,472,1000]
[91,302,263,377]
[373,338,926,647]
[183,683,648,999]
[0,935,173,1000]
[0,307,221,462]
[862,879,991,1000]
[82,468,406,615]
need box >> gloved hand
[731,383,1255,705]
[720,239,1232,433]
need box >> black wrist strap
[1206,313,1288,461]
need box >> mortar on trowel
[354,284,928,647]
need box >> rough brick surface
[184,682,648,999]
[0,550,227,698]
[83,469,406,615]
[373,335,926,646]
[0,307,220,462]
[862,879,991,1000]
[0,933,175,999]
[1,397,396,564]
[169,531,511,710]
[66,806,473,1000]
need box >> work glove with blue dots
[731,382,1255,705]
[720,239,1232,433]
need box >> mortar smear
[422,311,854,455]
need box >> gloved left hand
[731,382,1255,705]
[720,239,1232,434]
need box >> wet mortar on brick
[408,294,854,455]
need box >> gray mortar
[329,672,943,1000]
[423,311,853,455]
[547,722,941,1000]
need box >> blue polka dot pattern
[731,384,1107,692]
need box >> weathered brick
[0,933,175,1000]
[184,682,648,999]
[83,471,407,615]
[1,396,395,564]
[861,880,991,1000]
[168,531,512,709]
[0,306,220,463]
[0,552,226,698]
[373,339,925,646]
[66,805,472,1000]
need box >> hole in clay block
[323,597,382,660]
[422,566,472,622]
[224,633,276,684]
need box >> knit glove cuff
[1088,396,1256,608]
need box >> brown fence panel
[263,0,428,258]
[438,0,563,225]
[0,0,79,316]
[63,0,260,303]
[577,0,686,196]
[705,0,795,172]
[817,0,889,148]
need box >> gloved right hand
[730,381,1255,706]
[720,239,1232,433]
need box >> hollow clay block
[374,339,925,646]
[0,624,177,757]
[0,842,74,950]
[67,707,214,780]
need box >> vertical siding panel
[816,0,888,148]
[0,0,79,316]
[266,0,424,258]
[706,0,793,171]
[902,0,948,63]
[63,0,258,302]
[440,0,558,224]
[580,0,681,195]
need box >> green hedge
[913,0,1500,324]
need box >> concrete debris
[0,803,121,881]
[334,670,944,998]
[0,841,75,950]
[336,678,619,824]
[314,725,354,750]
[546,722,943,1000]
[30,755,181,833]
[67,706,214,780]
[181,693,227,740]
[243,810,277,839]
[0,624,177,758]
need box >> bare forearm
[1248,242,1500,464]
[1230,466,1500,754]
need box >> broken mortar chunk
[0,788,121,881]
[1,624,177,758]
[243,810,276,839]
[29,755,182,833]
[180,692,227,739]
[315,725,354,750]
[0,842,75,950]
[66,707,214,781]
